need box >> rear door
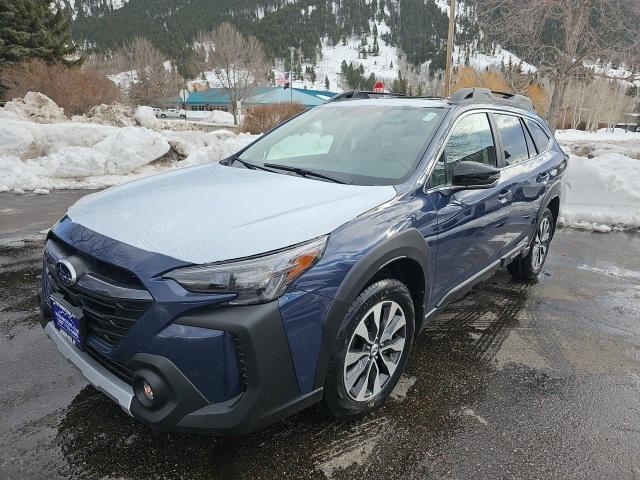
[493,113,554,250]
[427,111,512,306]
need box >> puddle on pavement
[0,242,43,334]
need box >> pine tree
[324,75,330,90]
[0,0,76,66]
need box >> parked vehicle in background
[40,88,567,435]
[159,108,186,119]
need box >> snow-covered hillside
[59,0,128,19]
[279,19,400,92]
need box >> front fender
[308,227,433,391]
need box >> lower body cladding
[42,301,323,435]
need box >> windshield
[237,104,446,186]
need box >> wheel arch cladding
[547,195,560,227]
[310,228,432,391]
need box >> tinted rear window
[525,118,551,153]
[494,114,529,166]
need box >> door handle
[498,190,511,204]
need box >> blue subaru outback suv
[40,88,566,434]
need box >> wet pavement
[0,190,95,243]
[1,206,640,478]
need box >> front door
[426,111,512,306]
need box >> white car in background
[158,108,187,119]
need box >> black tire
[180,114,186,119]
[508,208,555,281]
[322,278,415,418]
[160,114,166,118]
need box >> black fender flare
[536,181,562,231]
[312,228,432,390]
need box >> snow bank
[82,103,135,127]
[556,129,640,232]
[135,106,164,130]
[0,119,171,191]
[0,93,258,192]
[0,92,66,123]
[204,110,235,125]
[556,129,640,144]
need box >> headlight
[164,236,328,305]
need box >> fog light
[142,380,154,404]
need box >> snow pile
[135,106,164,130]
[556,129,640,232]
[204,110,235,125]
[0,93,256,192]
[0,92,66,123]
[174,133,257,168]
[82,103,135,127]
[0,119,171,190]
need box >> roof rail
[449,87,535,111]
[328,90,406,102]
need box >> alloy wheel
[532,217,551,270]
[343,300,407,401]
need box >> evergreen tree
[324,75,330,90]
[0,0,76,65]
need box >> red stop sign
[373,81,385,93]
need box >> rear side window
[494,114,529,166]
[525,119,551,153]
[431,112,497,187]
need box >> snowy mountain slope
[72,0,538,93]
[272,19,402,92]
[59,0,128,19]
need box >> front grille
[86,345,134,384]
[44,236,152,349]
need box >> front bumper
[44,321,134,414]
[43,300,324,435]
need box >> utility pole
[443,0,456,98]
[289,47,295,103]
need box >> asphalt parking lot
[1,192,640,479]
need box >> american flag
[276,72,290,86]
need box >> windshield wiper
[229,156,275,173]
[263,163,346,184]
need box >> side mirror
[451,161,500,189]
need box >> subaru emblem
[56,259,77,287]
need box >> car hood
[67,162,396,264]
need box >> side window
[431,113,497,187]
[524,118,551,153]
[494,114,529,166]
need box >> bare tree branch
[477,0,640,129]
[196,23,269,124]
